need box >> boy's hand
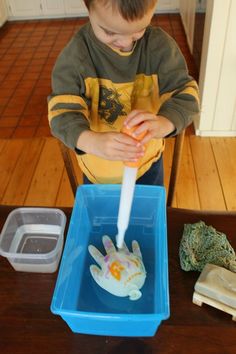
[76,130,145,162]
[124,109,175,145]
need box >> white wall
[0,0,8,26]
[196,0,236,136]
[179,0,196,53]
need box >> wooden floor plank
[1,138,45,205]
[211,137,236,211]
[190,136,226,210]
[24,138,64,206]
[0,139,7,154]
[175,136,201,210]
[0,140,26,203]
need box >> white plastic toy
[88,236,146,300]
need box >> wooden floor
[1,133,236,211]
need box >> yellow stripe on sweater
[180,80,200,104]
[48,95,89,124]
[48,95,88,111]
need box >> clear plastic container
[0,208,66,273]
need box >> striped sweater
[48,23,199,183]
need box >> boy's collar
[107,42,137,56]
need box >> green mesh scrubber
[179,221,236,272]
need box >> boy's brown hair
[83,0,157,21]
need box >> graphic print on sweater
[98,86,126,124]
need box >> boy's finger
[125,112,153,128]
[124,110,144,126]
[125,115,143,128]
[126,109,144,120]
[112,142,144,155]
[117,133,141,146]
[132,122,149,137]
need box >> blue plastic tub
[51,185,169,337]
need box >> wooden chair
[166,129,185,206]
[59,141,83,196]
[59,129,185,207]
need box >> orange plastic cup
[121,125,146,168]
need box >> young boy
[48,0,199,185]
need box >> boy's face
[89,1,156,52]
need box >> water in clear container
[10,224,61,254]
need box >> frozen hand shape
[88,236,146,300]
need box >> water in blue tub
[76,223,161,314]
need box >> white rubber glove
[88,236,146,300]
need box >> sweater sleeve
[48,37,90,149]
[154,29,200,135]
